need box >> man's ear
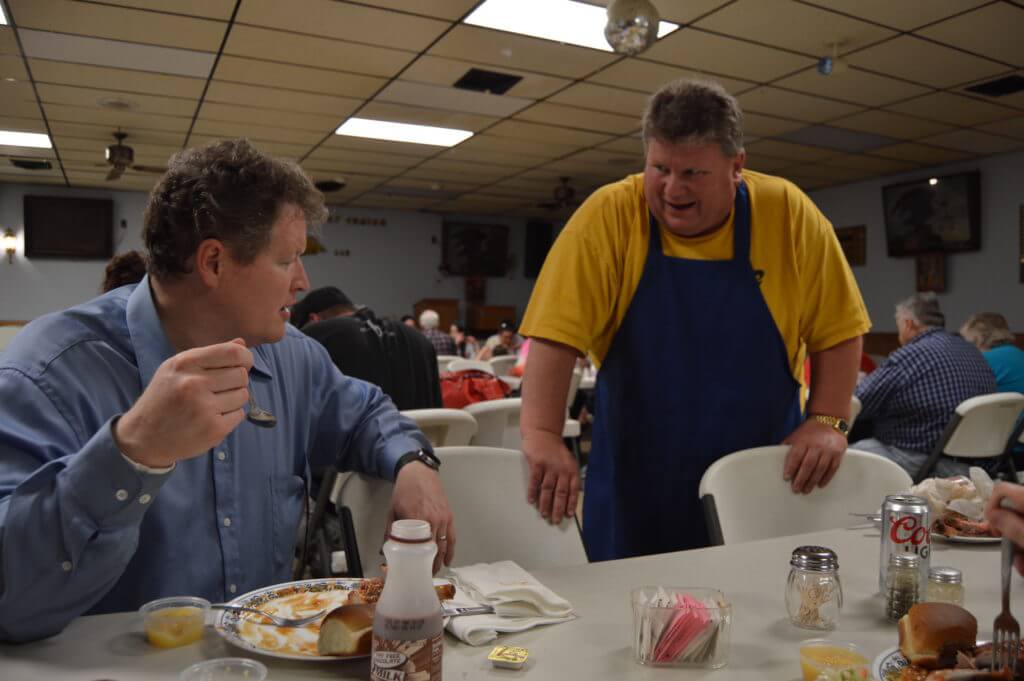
[732,150,747,183]
[195,238,227,287]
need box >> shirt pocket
[269,474,306,577]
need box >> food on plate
[144,606,206,649]
[317,602,374,656]
[899,603,978,669]
[910,469,996,538]
[932,511,993,539]
[345,577,455,605]
[922,669,1012,680]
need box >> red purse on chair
[440,370,511,409]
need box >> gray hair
[960,312,1015,350]
[641,79,744,157]
[419,309,440,330]
[895,293,945,329]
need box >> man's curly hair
[143,139,327,280]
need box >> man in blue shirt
[0,140,455,642]
[853,293,996,478]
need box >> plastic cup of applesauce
[799,639,869,681]
[139,596,211,649]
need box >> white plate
[932,533,999,544]
[871,646,905,681]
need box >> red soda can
[879,494,931,592]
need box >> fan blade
[106,165,125,181]
[131,164,167,174]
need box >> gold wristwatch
[808,414,850,438]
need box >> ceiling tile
[979,116,1024,140]
[347,0,480,21]
[42,103,190,133]
[204,81,361,116]
[434,146,545,168]
[378,177,482,193]
[596,136,644,154]
[741,112,807,138]
[186,137,312,159]
[197,101,344,133]
[357,101,498,132]
[744,139,836,162]
[695,0,895,55]
[917,128,1024,154]
[870,142,971,164]
[0,54,28,81]
[886,91,1020,126]
[9,0,226,51]
[821,154,916,174]
[0,173,65,185]
[236,0,450,52]
[642,28,816,82]
[774,66,931,107]
[918,3,1024,67]
[29,59,205,98]
[486,120,612,147]
[737,86,864,123]
[779,163,871,183]
[0,81,38,115]
[548,82,650,117]
[428,25,617,80]
[588,58,754,95]
[830,109,952,140]
[744,154,795,173]
[376,80,533,117]
[0,27,17,56]
[515,102,638,135]
[49,120,184,146]
[846,35,1006,89]
[453,133,573,160]
[0,114,46,132]
[213,56,386,98]
[800,0,989,31]
[301,156,405,178]
[307,146,424,169]
[400,55,571,100]
[35,83,197,118]
[777,125,898,153]
[191,118,325,145]
[580,0,734,25]
[18,29,216,78]
[96,0,237,21]
[224,25,413,77]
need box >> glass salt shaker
[926,566,964,606]
[786,546,843,630]
[885,553,920,621]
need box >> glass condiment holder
[885,553,920,621]
[786,546,842,630]
[926,566,964,606]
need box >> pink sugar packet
[652,593,711,663]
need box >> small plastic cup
[631,586,731,669]
[139,596,211,649]
[178,658,268,681]
[798,639,869,681]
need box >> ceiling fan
[537,176,580,211]
[102,131,167,181]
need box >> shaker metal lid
[928,566,962,584]
[790,545,839,571]
[889,552,920,568]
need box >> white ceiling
[0,0,1021,217]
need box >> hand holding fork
[992,496,1020,674]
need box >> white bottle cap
[390,519,432,541]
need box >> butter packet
[488,645,529,670]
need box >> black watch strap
[394,448,441,478]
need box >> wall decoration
[441,222,510,277]
[835,225,866,266]
[304,234,327,255]
[915,253,946,293]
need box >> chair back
[465,398,522,449]
[566,367,583,410]
[332,473,393,577]
[401,408,477,447]
[943,393,1024,457]
[436,354,460,372]
[435,446,587,569]
[448,358,495,375]
[489,355,518,376]
[849,395,863,429]
[698,446,912,545]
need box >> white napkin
[445,560,576,646]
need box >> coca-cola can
[879,494,931,592]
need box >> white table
[1,526,1004,681]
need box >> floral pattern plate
[872,641,989,681]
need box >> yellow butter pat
[488,645,529,669]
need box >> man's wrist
[807,413,850,438]
[112,414,163,468]
[394,449,441,478]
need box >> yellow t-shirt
[520,170,871,383]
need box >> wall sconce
[2,228,15,264]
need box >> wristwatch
[394,448,441,477]
[808,414,850,438]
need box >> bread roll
[317,603,374,656]
[898,603,977,669]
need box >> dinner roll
[317,603,374,656]
[898,602,977,669]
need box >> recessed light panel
[336,118,473,147]
[0,131,52,149]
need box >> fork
[993,497,1020,674]
[211,603,325,627]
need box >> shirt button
[217,451,227,461]
[61,561,72,572]
[229,584,237,594]
[138,494,152,505]
[223,517,232,527]
[115,489,128,501]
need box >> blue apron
[584,183,802,561]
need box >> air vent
[9,158,52,171]
[453,68,522,95]
[964,74,1024,98]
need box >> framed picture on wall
[1019,204,1024,284]
[835,225,866,266]
[916,253,946,293]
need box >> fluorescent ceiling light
[0,4,7,25]
[336,118,473,147]
[0,131,52,148]
[465,0,678,52]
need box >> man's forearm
[807,336,863,420]
[521,339,580,438]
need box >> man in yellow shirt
[519,79,871,561]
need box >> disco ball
[605,0,661,56]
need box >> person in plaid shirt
[419,309,456,356]
[852,293,996,478]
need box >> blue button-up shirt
[855,328,996,454]
[0,278,429,642]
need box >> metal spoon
[247,386,277,428]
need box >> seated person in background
[449,321,480,359]
[853,293,996,478]
[0,139,454,643]
[959,312,1024,393]
[101,250,147,292]
[401,314,417,329]
[477,319,524,360]
[419,309,456,356]
[292,286,442,411]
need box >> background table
[1,524,1004,681]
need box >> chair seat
[562,418,580,438]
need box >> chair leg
[914,415,960,484]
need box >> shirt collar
[127,275,274,387]
[905,327,944,347]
